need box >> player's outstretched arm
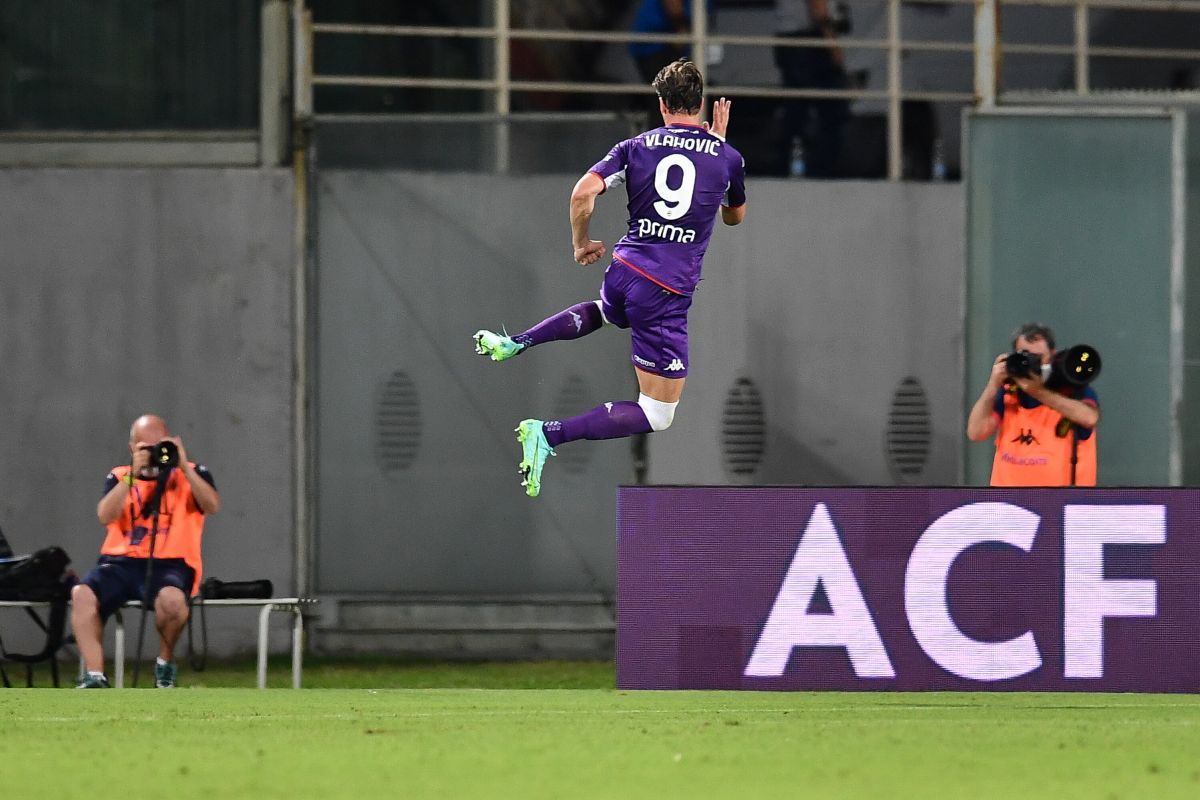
[570,172,607,266]
[711,97,746,226]
[704,97,731,141]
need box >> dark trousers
[775,31,851,178]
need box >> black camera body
[1005,350,1044,380]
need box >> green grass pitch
[3,661,1199,799]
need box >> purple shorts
[599,261,692,378]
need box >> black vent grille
[377,370,421,475]
[721,377,765,478]
[886,377,931,482]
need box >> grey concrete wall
[0,168,295,662]
[647,180,966,486]
[313,172,966,606]
[314,170,637,597]
[0,164,968,663]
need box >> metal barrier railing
[998,0,1200,97]
[294,0,1200,180]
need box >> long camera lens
[1052,344,1102,387]
[154,440,180,469]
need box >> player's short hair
[1011,322,1056,351]
[652,59,704,115]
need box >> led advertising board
[617,488,1200,691]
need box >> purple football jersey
[589,123,746,296]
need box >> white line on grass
[16,708,1200,725]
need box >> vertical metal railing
[975,0,999,109]
[692,0,708,89]
[293,1,313,122]
[887,0,902,180]
[1074,1,1090,94]
[493,0,510,173]
[298,0,1200,181]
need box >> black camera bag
[0,546,72,602]
[185,577,274,672]
[199,577,273,600]
[0,540,74,687]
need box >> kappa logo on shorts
[633,355,656,369]
[664,359,686,372]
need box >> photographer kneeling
[966,323,1101,486]
[71,415,220,688]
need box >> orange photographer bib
[990,396,1097,487]
[99,465,207,593]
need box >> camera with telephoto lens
[1006,344,1102,388]
[151,440,179,469]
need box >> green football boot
[473,329,525,362]
[515,419,555,497]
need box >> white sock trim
[638,393,678,432]
[594,299,611,326]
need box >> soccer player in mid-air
[473,58,746,496]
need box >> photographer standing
[71,415,220,688]
[966,323,1101,486]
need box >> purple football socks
[512,302,604,349]
[544,401,652,448]
[510,301,651,448]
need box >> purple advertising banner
[617,488,1200,691]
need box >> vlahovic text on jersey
[589,123,746,296]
